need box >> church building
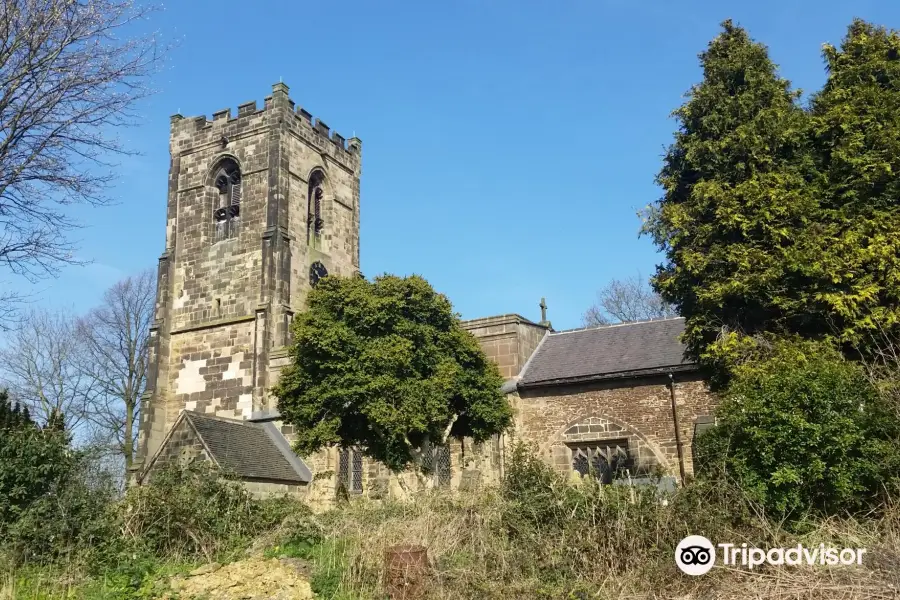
[133,84,718,506]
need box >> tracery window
[213,158,242,241]
[569,439,630,484]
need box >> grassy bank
[3,453,900,599]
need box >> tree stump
[384,544,428,599]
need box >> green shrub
[117,461,295,561]
[0,391,73,538]
[0,392,121,567]
[500,443,695,578]
[696,338,900,517]
[5,456,119,565]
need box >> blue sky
[10,0,899,331]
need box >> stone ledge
[468,330,518,341]
[170,314,256,335]
[269,346,290,360]
[461,313,544,329]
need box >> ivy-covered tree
[641,20,821,376]
[809,20,900,347]
[273,274,511,483]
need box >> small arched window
[307,169,325,250]
[212,158,242,241]
[338,446,363,494]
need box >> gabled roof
[145,411,311,484]
[517,317,695,388]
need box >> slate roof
[518,317,695,388]
[181,411,311,483]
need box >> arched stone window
[551,415,668,483]
[569,441,629,484]
[307,169,325,250]
[212,158,242,241]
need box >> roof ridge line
[550,316,684,336]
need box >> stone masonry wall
[511,374,718,479]
[141,417,212,482]
[460,314,548,379]
[167,321,256,420]
[136,83,362,469]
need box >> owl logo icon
[675,535,716,575]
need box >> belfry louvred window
[307,169,325,249]
[213,158,242,241]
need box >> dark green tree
[641,20,821,377]
[0,389,73,538]
[273,274,511,481]
[695,339,900,517]
[808,20,900,347]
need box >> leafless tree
[583,274,678,327]
[0,0,164,328]
[0,307,97,431]
[76,269,155,472]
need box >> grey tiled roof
[184,411,311,483]
[518,317,694,387]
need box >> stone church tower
[133,83,361,477]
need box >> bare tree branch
[0,0,165,329]
[0,286,28,324]
[0,306,97,431]
[583,273,678,327]
[76,268,154,473]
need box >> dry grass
[297,485,900,600]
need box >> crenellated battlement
[169,82,361,161]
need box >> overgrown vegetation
[4,442,899,599]
[0,452,307,599]
[117,462,298,562]
[263,445,898,599]
[696,338,900,518]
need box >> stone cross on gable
[539,297,553,329]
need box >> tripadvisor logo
[676,535,716,576]
[675,536,867,576]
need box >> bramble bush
[116,461,301,563]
